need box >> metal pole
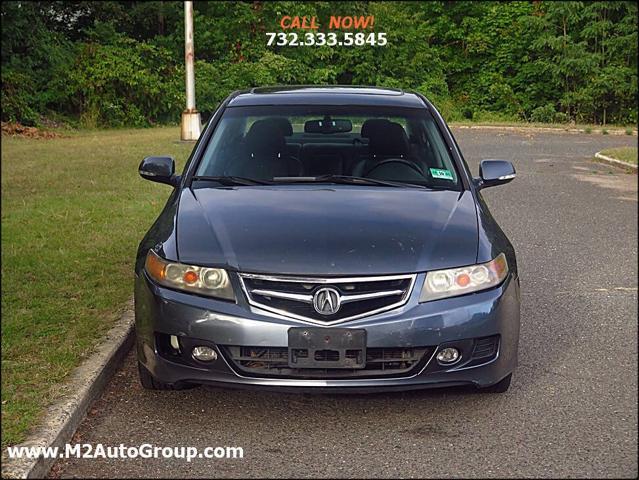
[181,0,201,140]
[184,0,195,111]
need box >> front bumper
[134,271,520,392]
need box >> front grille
[222,345,431,379]
[239,273,416,325]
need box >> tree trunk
[158,3,165,36]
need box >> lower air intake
[222,345,431,379]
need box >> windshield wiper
[272,174,430,189]
[191,175,272,186]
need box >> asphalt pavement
[52,128,638,478]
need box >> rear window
[196,105,460,189]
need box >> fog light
[436,347,460,365]
[192,346,217,362]
[169,335,180,351]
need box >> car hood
[177,185,478,275]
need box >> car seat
[352,119,414,177]
[232,120,298,180]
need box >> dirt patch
[571,168,638,202]
[1,121,64,139]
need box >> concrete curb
[1,301,135,479]
[453,124,637,136]
[595,152,638,171]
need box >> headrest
[263,117,293,136]
[362,120,409,157]
[360,119,391,138]
[245,120,286,154]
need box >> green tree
[1,1,636,127]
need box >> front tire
[137,361,196,390]
[478,373,512,393]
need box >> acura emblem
[313,287,341,315]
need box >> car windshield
[195,105,461,189]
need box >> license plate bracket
[288,328,366,369]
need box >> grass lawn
[599,146,638,165]
[1,127,192,447]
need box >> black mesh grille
[461,335,500,368]
[222,345,431,379]
[472,336,499,359]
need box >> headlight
[145,250,235,301]
[420,253,508,302]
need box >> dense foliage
[1,1,637,127]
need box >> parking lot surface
[52,128,638,478]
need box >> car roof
[227,86,427,108]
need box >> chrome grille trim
[250,290,314,303]
[238,273,417,326]
[239,273,414,283]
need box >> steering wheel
[364,158,425,178]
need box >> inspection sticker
[430,168,454,180]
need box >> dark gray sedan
[135,86,520,393]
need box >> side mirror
[476,160,516,189]
[138,156,180,187]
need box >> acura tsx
[135,86,520,393]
